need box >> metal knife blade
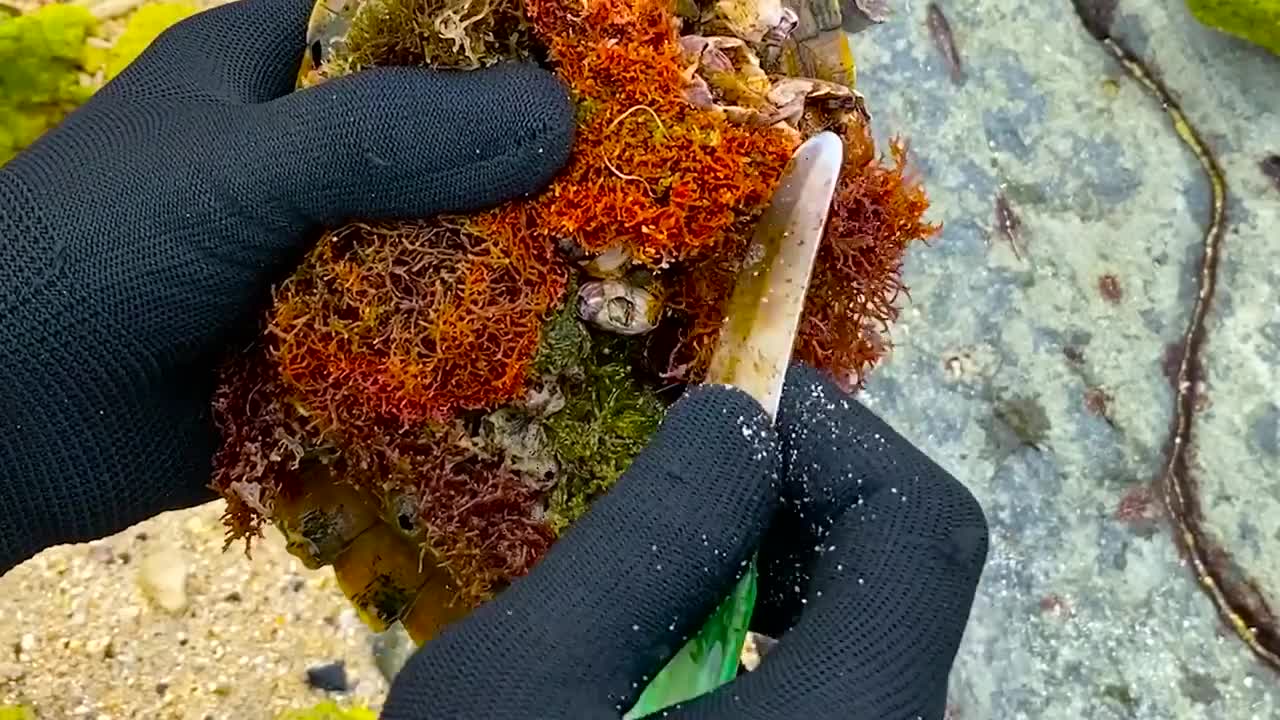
[704,130,844,420]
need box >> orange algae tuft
[660,128,937,385]
[795,136,939,389]
[472,0,796,265]
[269,219,567,432]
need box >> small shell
[580,245,632,278]
[760,7,800,66]
[577,280,662,335]
[686,76,718,110]
[686,36,772,106]
[766,76,870,133]
[480,407,559,481]
[709,0,788,42]
[844,0,891,34]
[762,7,800,47]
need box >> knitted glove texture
[0,0,574,571]
[382,366,989,720]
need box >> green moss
[277,702,377,720]
[524,287,666,531]
[1,3,196,164]
[543,337,666,531]
[1187,0,1280,55]
[89,3,198,80]
[532,287,591,377]
[341,0,538,71]
[0,706,35,720]
[0,4,97,163]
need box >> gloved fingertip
[254,63,575,224]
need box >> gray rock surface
[846,0,1279,716]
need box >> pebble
[137,547,190,614]
[370,624,415,682]
[305,661,351,693]
[19,633,37,652]
[0,661,27,681]
[88,543,116,564]
[85,637,113,658]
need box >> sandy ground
[0,502,394,719]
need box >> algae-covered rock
[209,0,935,662]
[277,702,377,720]
[1187,0,1280,55]
[0,4,97,163]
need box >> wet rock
[305,660,350,693]
[137,547,190,614]
[1181,670,1223,705]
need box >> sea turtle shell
[261,0,876,647]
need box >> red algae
[473,0,796,265]
[796,136,939,390]
[662,130,937,387]
[268,219,566,432]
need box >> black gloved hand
[0,0,574,572]
[382,365,988,720]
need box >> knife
[705,129,845,419]
[627,130,845,717]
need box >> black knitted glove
[0,0,574,572]
[382,365,989,720]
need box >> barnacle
[212,0,938,651]
[577,280,664,336]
